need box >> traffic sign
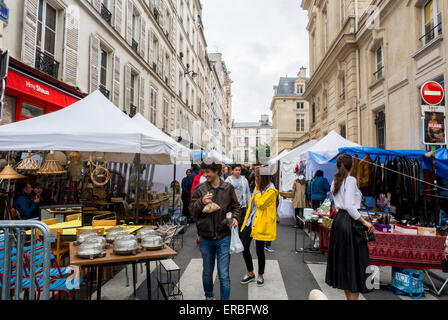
[421,81,444,105]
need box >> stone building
[0,0,232,153]
[270,67,310,156]
[231,115,272,165]
[300,0,447,150]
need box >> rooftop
[275,76,309,97]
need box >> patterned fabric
[368,231,446,269]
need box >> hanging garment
[358,155,374,195]
[372,156,383,196]
[351,154,360,180]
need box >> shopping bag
[230,227,244,254]
[316,194,332,216]
[390,267,424,299]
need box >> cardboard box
[417,227,437,237]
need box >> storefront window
[21,102,45,119]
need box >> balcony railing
[152,62,157,73]
[153,8,159,22]
[165,76,169,85]
[129,104,137,116]
[101,3,112,25]
[373,65,384,80]
[35,49,59,78]
[419,22,442,45]
[99,85,110,99]
[131,39,138,53]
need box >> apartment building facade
[0,0,232,152]
[270,67,310,157]
[231,115,273,165]
[300,0,447,150]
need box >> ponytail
[333,154,353,196]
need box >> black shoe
[257,278,264,287]
[240,274,255,285]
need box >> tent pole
[172,161,177,215]
[135,154,141,225]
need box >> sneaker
[240,274,256,285]
[264,246,274,253]
[257,278,264,287]
[205,297,216,300]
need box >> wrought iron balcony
[153,8,159,22]
[152,62,157,72]
[165,76,169,85]
[99,85,110,99]
[131,39,138,53]
[129,104,137,117]
[419,22,442,45]
[101,3,112,25]
[373,65,384,80]
[35,49,59,78]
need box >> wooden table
[129,197,170,223]
[69,242,177,300]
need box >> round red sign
[421,81,444,105]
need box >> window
[99,49,109,98]
[297,85,304,94]
[150,87,157,124]
[323,90,328,112]
[152,36,159,68]
[21,102,45,119]
[375,110,386,149]
[340,74,345,100]
[323,8,328,52]
[35,0,59,78]
[130,73,136,105]
[340,0,344,28]
[244,150,249,163]
[339,123,346,138]
[297,102,304,110]
[164,53,170,84]
[36,0,57,57]
[132,12,139,52]
[312,103,316,123]
[101,0,112,24]
[375,46,384,80]
[296,114,305,132]
[422,0,442,44]
[162,98,169,132]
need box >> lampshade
[45,151,67,166]
[16,153,40,171]
[37,152,67,175]
[0,165,27,180]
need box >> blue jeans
[199,236,231,300]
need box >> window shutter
[113,55,121,106]
[170,52,175,88]
[126,0,133,45]
[157,47,163,77]
[147,30,152,64]
[89,35,100,93]
[93,0,101,12]
[64,7,80,85]
[22,0,39,66]
[124,64,131,112]
[169,16,175,45]
[115,0,123,35]
[140,19,146,58]
[139,76,145,115]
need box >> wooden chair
[91,220,117,227]
[37,228,69,266]
[42,218,57,226]
[66,213,81,222]
[9,208,22,220]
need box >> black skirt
[325,210,370,294]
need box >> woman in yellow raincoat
[239,167,279,287]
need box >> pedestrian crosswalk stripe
[307,264,366,300]
[180,258,217,300]
[248,260,288,300]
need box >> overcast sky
[202,0,309,123]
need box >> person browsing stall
[225,164,251,230]
[306,170,330,210]
[14,182,40,220]
[189,161,241,300]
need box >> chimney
[298,66,307,78]
[273,85,278,95]
[260,114,269,125]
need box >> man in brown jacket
[189,161,241,300]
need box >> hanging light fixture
[16,152,40,172]
[0,165,26,180]
[37,151,67,175]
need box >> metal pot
[77,241,106,259]
[136,228,158,241]
[74,230,99,246]
[84,235,108,250]
[141,235,164,251]
[113,234,140,255]
[105,227,127,243]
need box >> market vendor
[14,182,40,220]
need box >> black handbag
[353,212,376,244]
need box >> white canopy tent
[277,140,318,192]
[268,150,290,165]
[300,130,360,182]
[0,90,176,164]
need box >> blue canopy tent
[328,146,448,180]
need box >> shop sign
[0,1,8,24]
[423,110,446,145]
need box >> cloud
[202,0,309,122]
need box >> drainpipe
[355,0,362,144]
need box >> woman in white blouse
[325,153,374,300]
